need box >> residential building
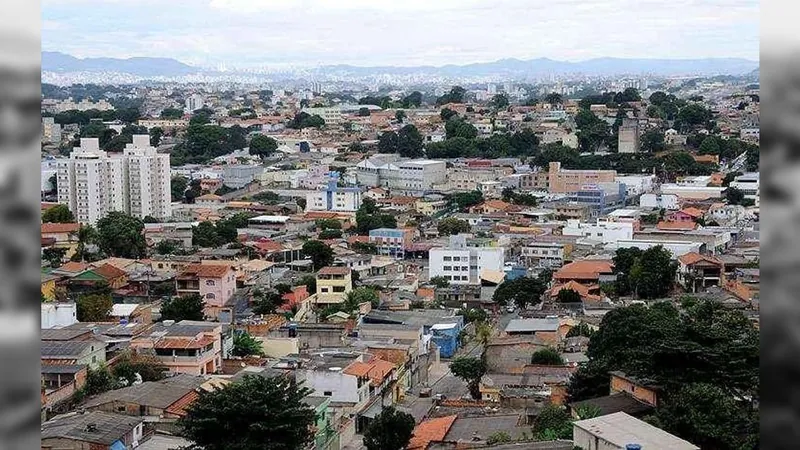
[185,93,204,113]
[616,174,656,196]
[677,252,725,292]
[729,172,760,206]
[306,174,362,212]
[131,321,224,376]
[429,234,505,285]
[301,106,343,125]
[573,412,699,450]
[547,161,616,194]
[369,228,414,259]
[519,242,567,268]
[618,118,640,153]
[660,183,724,200]
[414,198,448,216]
[41,411,145,450]
[315,266,353,304]
[356,157,446,194]
[562,219,634,244]
[57,136,171,224]
[553,260,615,286]
[640,193,680,210]
[222,164,262,188]
[176,264,237,318]
[297,353,371,412]
[41,338,107,369]
[567,182,627,215]
[41,302,78,329]
[42,117,62,144]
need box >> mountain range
[42,51,759,78]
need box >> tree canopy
[377,125,424,158]
[179,374,315,450]
[492,277,546,308]
[531,347,565,365]
[356,198,397,234]
[612,246,676,299]
[42,204,75,223]
[160,294,205,322]
[249,135,278,158]
[450,356,487,400]
[96,212,147,259]
[362,406,416,450]
[437,217,471,236]
[301,240,334,269]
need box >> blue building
[368,228,411,259]
[568,182,627,215]
[430,322,461,358]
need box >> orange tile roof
[58,261,89,274]
[180,263,232,279]
[679,207,705,218]
[553,260,614,281]
[407,415,458,450]
[92,263,127,280]
[366,359,396,385]
[318,266,351,276]
[656,221,697,231]
[343,361,372,378]
[155,336,216,350]
[41,223,80,234]
[481,200,513,211]
[678,252,722,266]
[164,390,199,417]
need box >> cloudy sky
[42,0,759,68]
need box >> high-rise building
[618,118,641,153]
[185,93,204,113]
[428,234,505,285]
[57,135,171,224]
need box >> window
[206,293,215,299]
[462,276,468,281]
[453,266,460,271]
[462,266,468,271]
[205,279,216,286]
[333,286,346,293]
[443,266,452,271]
[443,256,452,262]
[324,391,332,396]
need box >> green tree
[395,110,407,123]
[250,134,279,158]
[613,247,644,296]
[192,221,221,247]
[486,431,513,445]
[557,288,582,303]
[450,356,487,400]
[396,124,424,158]
[437,217,471,236]
[232,331,265,357]
[448,190,483,210]
[160,107,184,119]
[725,186,746,206]
[77,293,113,322]
[83,364,117,396]
[112,351,167,384]
[492,277,545,309]
[629,246,676,299]
[43,247,67,268]
[445,118,478,140]
[160,294,205,322]
[42,204,75,223]
[315,218,342,230]
[457,307,487,324]
[490,94,510,110]
[96,211,147,258]
[362,406,416,450]
[531,348,565,365]
[72,225,98,262]
[345,287,380,308]
[301,240,334,269]
[440,107,458,121]
[149,127,164,146]
[545,93,563,105]
[170,176,189,202]
[356,198,396,234]
[155,239,180,255]
[640,129,666,152]
[401,91,423,108]
[429,276,450,289]
[574,109,609,152]
[252,289,286,315]
[358,107,371,116]
[179,374,315,450]
[566,322,596,338]
[319,229,342,239]
[532,405,572,439]
[698,136,721,155]
[436,86,466,105]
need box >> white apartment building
[57,136,171,224]
[640,193,680,210]
[306,177,362,212]
[615,174,656,197]
[185,94,205,113]
[562,219,634,244]
[356,157,446,194]
[429,234,505,285]
[660,184,724,200]
[519,242,565,268]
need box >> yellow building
[41,274,58,301]
[315,266,353,304]
[415,199,448,216]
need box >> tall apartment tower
[185,93,204,113]
[57,135,171,224]
[618,118,640,153]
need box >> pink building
[176,264,237,319]
[132,321,223,376]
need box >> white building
[41,302,78,329]
[607,240,701,259]
[519,242,565,268]
[185,94,205,113]
[222,164,262,188]
[660,184,724,200]
[615,174,656,197]
[301,106,342,125]
[57,136,171,224]
[306,175,362,212]
[729,172,760,206]
[640,193,680,210]
[356,157,446,194]
[562,219,634,244]
[429,234,505,285]
[574,412,699,450]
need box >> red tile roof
[553,260,614,281]
[680,207,705,218]
[92,263,127,280]
[164,390,199,417]
[343,361,371,378]
[318,266,351,276]
[180,263,233,279]
[656,221,697,231]
[407,415,458,450]
[41,223,80,234]
[58,261,89,274]
[155,336,215,350]
[678,252,723,266]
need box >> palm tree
[74,225,97,262]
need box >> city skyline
[43,0,759,69]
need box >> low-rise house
[297,353,371,416]
[131,321,224,376]
[41,222,80,259]
[176,263,237,318]
[678,252,725,292]
[42,338,107,369]
[573,412,699,450]
[550,280,604,303]
[42,365,88,412]
[41,411,146,450]
[552,260,615,286]
[368,228,415,259]
[315,266,353,304]
[407,415,458,450]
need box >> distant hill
[42,51,197,76]
[42,52,758,79]
[315,57,760,78]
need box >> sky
[42,0,759,69]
